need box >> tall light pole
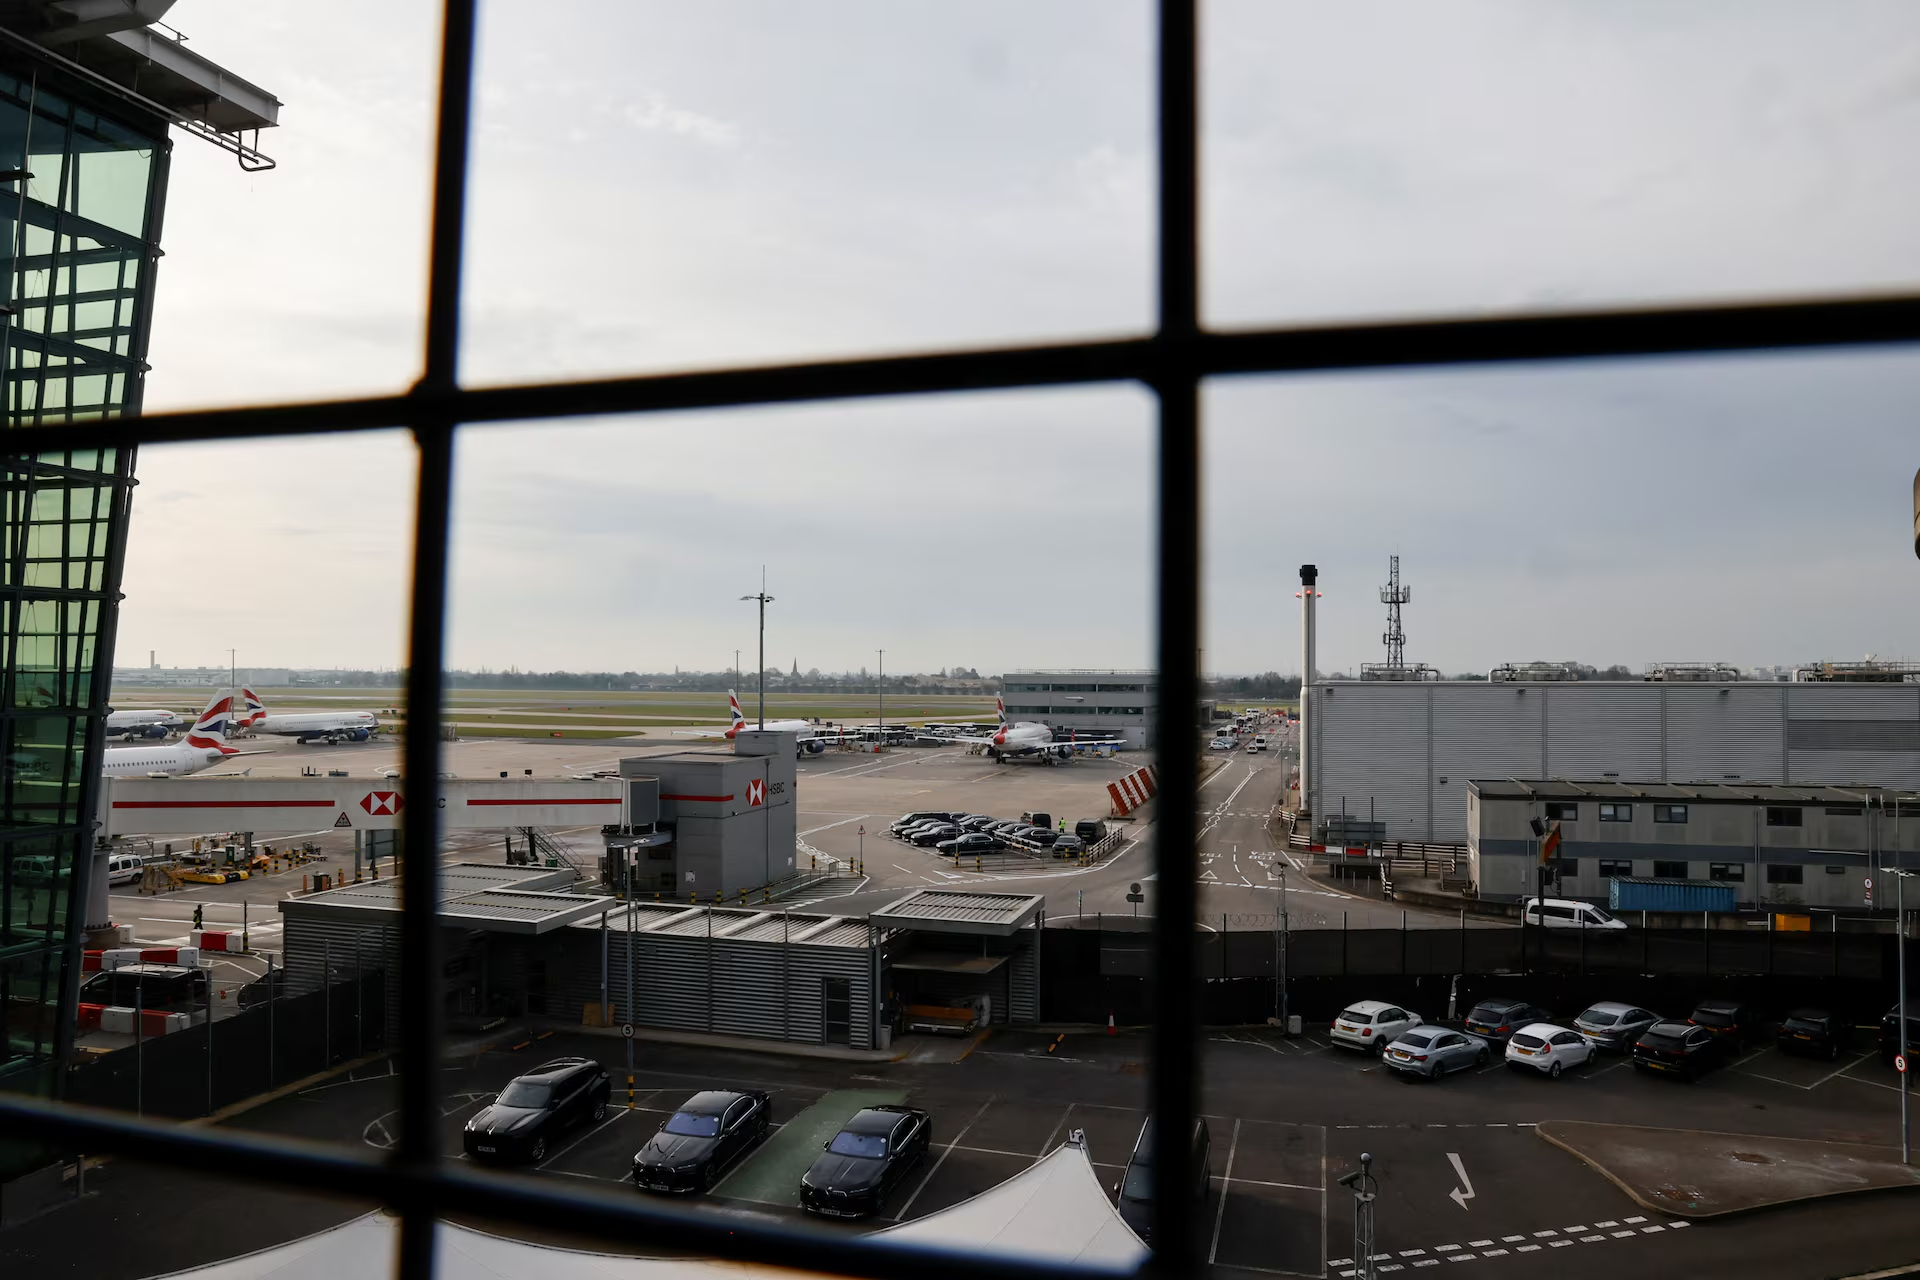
[740,569,773,729]
[1884,795,1911,1164]
[877,649,884,741]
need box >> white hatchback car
[1504,1022,1595,1078]
[1330,1000,1421,1053]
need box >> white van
[106,854,144,886]
[1250,736,1268,753]
[1522,897,1626,931]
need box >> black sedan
[1632,1020,1721,1081]
[936,832,1005,855]
[909,825,961,847]
[799,1105,931,1219]
[463,1057,610,1163]
[1689,998,1764,1048]
[1777,1009,1847,1061]
[632,1090,770,1193]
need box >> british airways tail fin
[239,687,267,727]
[725,690,745,739]
[996,696,1008,727]
[184,693,238,753]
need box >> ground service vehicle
[106,853,144,885]
[1505,1023,1594,1078]
[1521,898,1627,930]
[1572,1001,1661,1052]
[1208,738,1234,752]
[1331,1001,1421,1052]
[1777,1009,1847,1060]
[632,1090,770,1193]
[1633,1021,1721,1080]
[1250,736,1268,752]
[799,1106,932,1219]
[1115,1117,1211,1243]
[80,964,207,1014]
[1384,1028,1488,1080]
[1464,998,1551,1046]
[463,1058,611,1164]
[1075,820,1107,843]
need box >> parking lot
[16,1012,1917,1280]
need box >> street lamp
[740,569,773,730]
[1880,795,1912,1164]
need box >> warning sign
[746,779,765,807]
[333,812,352,828]
[361,790,404,816]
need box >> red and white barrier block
[97,947,200,972]
[1106,764,1163,817]
[96,1006,190,1036]
[192,930,236,952]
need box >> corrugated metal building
[1468,778,1920,908]
[615,731,799,898]
[1311,680,1920,843]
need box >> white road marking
[896,1096,994,1221]
[1446,1153,1475,1211]
[1208,1118,1242,1265]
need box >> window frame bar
[0,2,1918,1279]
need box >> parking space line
[1226,1174,1323,1193]
[1037,1102,1075,1157]
[540,1104,627,1170]
[1208,1119,1242,1265]
[1318,1124,1328,1279]
[895,1096,994,1221]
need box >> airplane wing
[671,727,731,738]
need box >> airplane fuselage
[257,712,380,743]
[101,742,228,777]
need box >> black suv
[79,964,208,1015]
[632,1090,770,1193]
[1689,998,1764,1047]
[1778,1009,1847,1061]
[1632,1020,1720,1081]
[463,1057,611,1164]
[1463,998,1550,1046]
[799,1106,932,1218]
[1880,1002,1919,1063]
[1116,1116,1212,1243]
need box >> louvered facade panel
[1665,686,1786,784]
[1009,936,1039,1024]
[1544,684,1662,781]
[1787,750,1920,791]
[1430,684,1543,841]
[1313,684,1433,842]
[1787,684,1920,721]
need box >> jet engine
[142,724,170,739]
[1051,744,1074,760]
[348,728,372,742]
[802,739,827,754]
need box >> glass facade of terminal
[0,69,167,1103]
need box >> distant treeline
[315,669,1002,693]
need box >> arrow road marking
[1447,1152,1475,1210]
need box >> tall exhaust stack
[1299,564,1318,822]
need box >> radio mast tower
[1379,555,1410,669]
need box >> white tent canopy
[150,1139,1145,1279]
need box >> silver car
[1573,1001,1661,1052]
[1383,1028,1489,1081]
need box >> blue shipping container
[1608,878,1738,914]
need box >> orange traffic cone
[1107,1011,1116,1036]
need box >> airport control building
[1307,668,1920,845]
[0,7,276,1105]
[1000,670,1159,748]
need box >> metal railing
[1,4,1917,1280]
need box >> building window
[1709,863,1746,881]
[1824,805,1864,817]
[1598,859,1632,878]
[1598,803,1632,822]
[1766,864,1805,885]
[1545,802,1577,821]
[1653,860,1688,879]
[1766,807,1803,827]
[1653,804,1688,824]
[1551,859,1579,879]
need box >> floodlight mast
[741,568,773,730]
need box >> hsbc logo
[746,779,765,807]
[360,790,405,816]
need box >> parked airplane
[240,688,380,744]
[674,691,850,756]
[102,694,245,777]
[105,707,181,740]
[932,698,1125,765]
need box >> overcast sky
[120,2,1920,678]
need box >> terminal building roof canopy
[1469,779,1920,805]
[282,864,617,936]
[0,0,279,133]
[871,889,1044,936]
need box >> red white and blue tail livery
[675,690,847,756]
[103,692,242,777]
[930,694,1125,765]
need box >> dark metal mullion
[5,291,1920,454]
[1148,0,1200,1271]
[0,1094,1138,1280]
[393,3,477,1278]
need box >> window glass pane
[1205,3,1920,328]
[461,1,1153,385]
